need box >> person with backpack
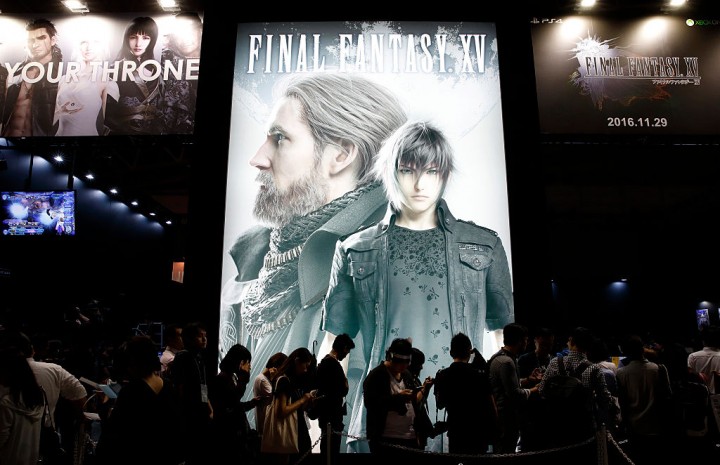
[537,326,614,448]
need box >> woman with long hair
[105,16,164,135]
[209,344,261,464]
[0,346,44,465]
[263,347,316,465]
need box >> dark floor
[290,434,720,465]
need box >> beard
[253,169,329,228]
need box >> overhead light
[109,188,118,195]
[131,200,139,206]
[53,155,64,162]
[668,0,686,6]
[85,173,94,180]
[579,0,595,7]
[61,1,89,13]
[158,0,180,12]
[149,212,156,217]
[165,220,172,225]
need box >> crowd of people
[0,313,719,465]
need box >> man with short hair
[169,322,212,465]
[616,334,673,464]
[434,332,496,455]
[363,338,419,457]
[161,11,202,133]
[687,324,720,395]
[537,326,614,448]
[159,323,183,377]
[489,323,535,454]
[314,333,355,463]
[2,18,62,136]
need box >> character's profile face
[250,97,328,227]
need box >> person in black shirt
[434,332,496,454]
[168,322,212,465]
[208,344,261,464]
[314,333,355,462]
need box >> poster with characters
[219,21,513,453]
[0,12,202,137]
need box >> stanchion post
[596,425,608,465]
[326,422,332,465]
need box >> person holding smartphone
[313,333,355,463]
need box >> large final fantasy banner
[531,15,720,135]
[219,22,514,450]
[0,12,202,137]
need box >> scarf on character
[241,182,380,338]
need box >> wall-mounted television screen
[1,191,76,236]
[696,308,710,330]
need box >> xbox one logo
[687,18,720,26]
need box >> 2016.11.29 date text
[607,117,668,128]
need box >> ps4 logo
[530,18,564,24]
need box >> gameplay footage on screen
[1,191,76,236]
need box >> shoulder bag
[39,386,66,463]
[260,375,299,454]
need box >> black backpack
[542,355,596,441]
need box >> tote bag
[261,376,299,454]
[39,387,66,463]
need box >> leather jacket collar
[380,198,457,233]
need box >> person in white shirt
[252,351,287,435]
[15,331,88,426]
[687,324,720,395]
[160,323,184,377]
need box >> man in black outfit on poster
[314,333,355,464]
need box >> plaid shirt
[537,349,613,414]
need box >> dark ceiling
[3,0,720,295]
[0,0,204,16]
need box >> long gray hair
[280,73,407,184]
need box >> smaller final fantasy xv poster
[531,15,720,135]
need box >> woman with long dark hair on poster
[105,16,163,135]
